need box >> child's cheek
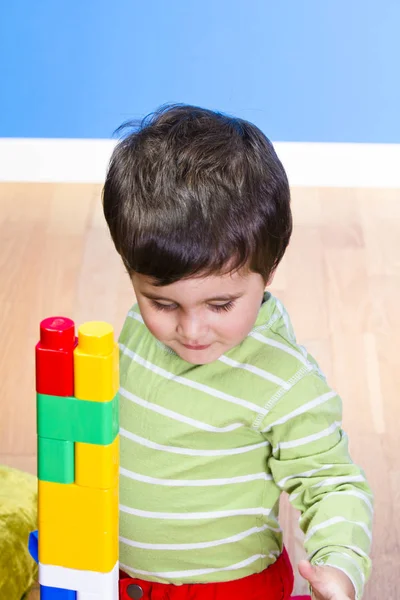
[142,313,171,341]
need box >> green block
[38,436,75,483]
[37,392,119,445]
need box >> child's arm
[259,370,373,600]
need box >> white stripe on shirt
[262,391,337,432]
[312,475,366,489]
[249,331,312,368]
[273,421,341,453]
[310,544,369,562]
[120,428,269,456]
[304,516,372,544]
[120,554,268,579]
[119,524,279,551]
[128,310,144,323]
[120,387,243,432]
[317,490,374,514]
[278,464,334,488]
[275,299,295,341]
[119,505,271,519]
[218,355,290,389]
[120,467,272,486]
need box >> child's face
[130,268,267,365]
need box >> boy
[102,105,373,600]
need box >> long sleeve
[258,370,373,599]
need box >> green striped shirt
[118,292,373,599]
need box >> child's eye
[151,301,235,313]
[210,301,235,313]
[151,301,176,312]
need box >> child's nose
[177,314,207,341]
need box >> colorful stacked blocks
[31,316,120,599]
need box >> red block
[36,317,77,396]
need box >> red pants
[119,549,300,600]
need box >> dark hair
[102,104,292,287]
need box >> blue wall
[1,1,399,142]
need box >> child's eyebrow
[141,292,244,303]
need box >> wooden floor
[0,183,398,599]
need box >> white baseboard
[1,138,400,188]
[0,138,115,184]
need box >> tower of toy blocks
[29,316,120,600]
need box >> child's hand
[298,560,356,600]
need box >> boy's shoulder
[240,293,326,381]
[237,294,333,424]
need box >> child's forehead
[134,267,251,290]
[132,268,263,302]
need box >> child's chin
[179,347,225,365]
[184,356,217,365]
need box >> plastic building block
[74,322,119,402]
[28,530,38,563]
[34,316,119,596]
[36,317,77,396]
[77,592,112,599]
[40,585,77,599]
[38,480,118,570]
[38,481,118,532]
[38,562,119,596]
[75,435,119,489]
[37,392,119,445]
[38,436,75,483]
[39,524,118,572]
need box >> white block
[38,561,119,599]
[77,587,120,600]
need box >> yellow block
[75,435,119,489]
[38,480,118,533]
[39,520,118,572]
[74,321,119,402]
